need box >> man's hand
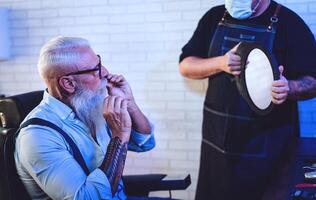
[222,44,242,76]
[272,66,289,105]
[106,74,140,113]
[107,74,134,100]
[103,96,132,143]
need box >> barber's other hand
[272,66,289,105]
[222,44,241,76]
[103,96,132,143]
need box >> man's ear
[59,76,76,94]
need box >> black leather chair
[0,91,191,200]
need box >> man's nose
[100,66,109,79]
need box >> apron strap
[220,10,228,23]
[268,4,282,31]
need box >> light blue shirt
[14,91,155,200]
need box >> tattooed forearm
[288,76,316,100]
[99,137,127,196]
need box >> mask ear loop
[252,0,263,14]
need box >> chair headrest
[0,91,43,128]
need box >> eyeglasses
[64,55,102,79]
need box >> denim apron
[195,4,293,200]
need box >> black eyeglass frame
[63,55,102,79]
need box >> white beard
[70,80,107,137]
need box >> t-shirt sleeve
[179,8,217,63]
[284,10,316,79]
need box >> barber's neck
[251,0,271,18]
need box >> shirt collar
[41,90,75,120]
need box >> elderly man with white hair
[179,0,316,199]
[14,36,155,200]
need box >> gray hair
[37,36,91,80]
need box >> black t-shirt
[180,1,316,79]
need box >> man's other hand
[103,96,132,143]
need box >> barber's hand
[103,96,132,143]
[222,44,241,76]
[272,66,289,105]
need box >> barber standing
[179,0,316,199]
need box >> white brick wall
[0,0,315,199]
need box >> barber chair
[0,91,191,200]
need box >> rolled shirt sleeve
[128,122,156,152]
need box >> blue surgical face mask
[225,0,253,19]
